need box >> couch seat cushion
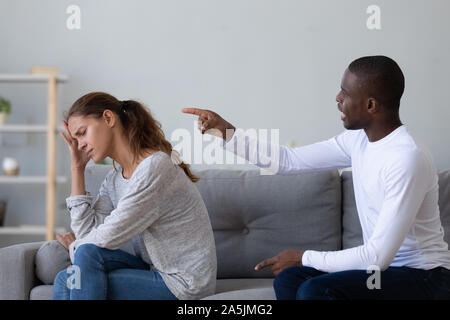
[30,280,276,300]
[30,285,53,300]
[203,279,275,300]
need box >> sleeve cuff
[221,128,244,151]
[69,241,77,263]
[66,193,94,211]
[301,250,314,268]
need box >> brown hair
[65,91,199,182]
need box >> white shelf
[0,225,67,235]
[0,176,68,184]
[0,124,64,133]
[0,71,67,241]
[0,74,68,83]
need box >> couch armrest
[0,241,45,300]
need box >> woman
[53,92,217,300]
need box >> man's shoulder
[383,128,432,164]
[381,142,435,181]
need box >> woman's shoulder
[140,150,172,169]
[133,151,175,181]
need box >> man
[182,56,450,299]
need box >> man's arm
[302,151,431,273]
[182,108,353,174]
[226,128,353,174]
[255,150,432,275]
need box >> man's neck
[364,119,403,142]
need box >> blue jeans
[274,265,450,300]
[53,243,178,300]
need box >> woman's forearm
[71,166,86,196]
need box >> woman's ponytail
[121,99,199,183]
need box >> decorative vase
[2,157,20,176]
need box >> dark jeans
[53,243,178,300]
[274,265,450,300]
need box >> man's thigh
[297,266,434,300]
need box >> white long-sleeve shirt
[223,125,450,272]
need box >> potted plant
[0,97,11,126]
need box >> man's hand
[181,108,236,142]
[56,232,76,251]
[254,250,305,276]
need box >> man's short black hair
[348,55,405,111]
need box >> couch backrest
[341,171,363,249]
[32,165,450,287]
[84,165,115,196]
[188,169,343,278]
[84,165,343,279]
[84,166,450,279]
[438,170,450,245]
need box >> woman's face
[68,114,113,163]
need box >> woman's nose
[78,140,87,151]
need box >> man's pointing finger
[181,107,205,116]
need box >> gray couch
[1,165,449,300]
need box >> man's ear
[366,98,379,114]
[102,109,116,128]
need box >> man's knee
[296,277,337,300]
[273,266,301,291]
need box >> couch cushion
[438,170,450,245]
[194,169,342,279]
[30,285,53,300]
[81,167,342,279]
[202,279,275,300]
[341,171,363,249]
[30,281,276,300]
[35,240,71,285]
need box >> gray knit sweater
[66,151,217,300]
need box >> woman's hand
[59,120,90,170]
[56,232,76,251]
